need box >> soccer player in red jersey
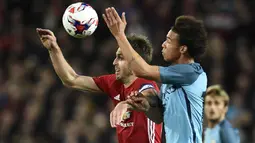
[36,28,162,143]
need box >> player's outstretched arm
[103,7,161,82]
[36,28,101,92]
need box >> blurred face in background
[113,48,133,81]
[204,95,228,122]
[161,30,182,63]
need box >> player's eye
[167,38,172,43]
[206,101,212,105]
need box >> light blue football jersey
[159,63,207,143]
[204,119,240,143]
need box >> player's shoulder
[93,74,123,87]
[104,74,116,79]
[219,119,240,134]
[178,62,204,73]
[219,119,234,129]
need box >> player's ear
[180,45,188,54]
[225,105,229,113]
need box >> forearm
[48,45,77,85]
[126,94,164,124]
[145,106,163,124]
[126,101,163,124]
[145,95,163,124]
[115,34,150,77]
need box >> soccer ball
[62,2,98,38]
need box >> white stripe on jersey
[139,84,155,93]
[147,118,155,143]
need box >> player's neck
[122,75,137,88]
[172,56,194,65]
[208,116,225,128]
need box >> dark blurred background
[0,0,254,142]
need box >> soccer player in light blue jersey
[103,7,208,143]
[204,85,240,143]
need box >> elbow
[62,75,78,88]
[62,81,72,88]
[62,80,74,88]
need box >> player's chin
[162,55,167,61]
[115,74,121,80]
[163,56,172,62]
[208,116,220,121]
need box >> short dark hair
[172,15,208,58]
[127,34,153,63]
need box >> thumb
[122,12,126,24]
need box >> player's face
[204,96,227,121]
[161,30,182,63]
[113,48,132,80]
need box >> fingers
[128,91,139,99]
[105,8,113,26]
[110,109,125,128]
[102,14,110,27]
[41,35,51,39]
[36,28,54,37]
[103,7,126,26]
[116,110,123,125]
[134,91,139,96]
[126,99,141,108]
[128,91,135,99]
[121,12,127,24]
[130,96,144,103]
[108,8,117,25]
[110,111,116,128]
[38,35,51,43]
[111,7,122,22]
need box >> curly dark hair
[172,15,208,58]
[127,34,153,63]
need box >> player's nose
[162,41,166,49]
[113,58,117,65]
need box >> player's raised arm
[36,28,101,92]
[103,7,161,82]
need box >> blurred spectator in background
[0,0,254,143]
[204,85,240,143]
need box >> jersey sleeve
[138,84,156,93]
[159,63,203,85]
[92,74,115,95]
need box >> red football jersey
[93,74,162,143]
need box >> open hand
[102,7,127,37]
[110,101,129,127]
